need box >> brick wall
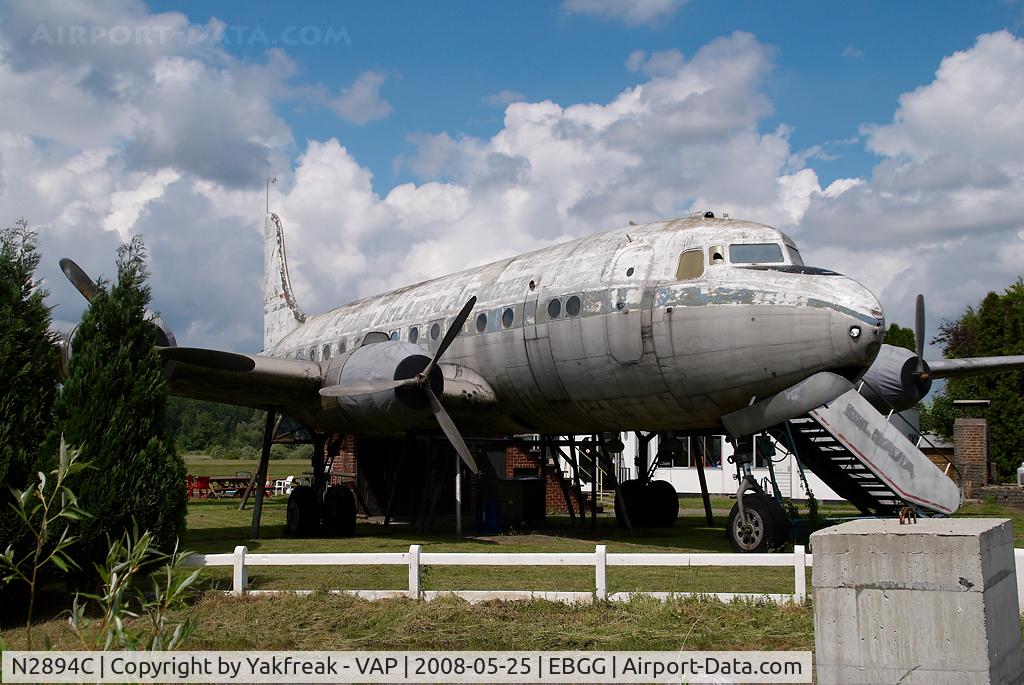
[954,418,989,498]
[977,485,1024,508]
[504,444,570,513]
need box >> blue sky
[1,0,1023,355]
[149,0,1022,189]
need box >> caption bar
[3,650,811,683]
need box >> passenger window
[308,346,317,361]
[409,326,419,344]
[338,339,347,353]
[476,312,487,333]
[547,298,562,320]
[676,249,704,280]
[501,307,514,328]
[709,245,726,265]
[296,349,305,360]
[729,243,785,263]
[389,330,399,341]
[565,295,582,317]
[322,344,332,360]
[430,322,441,340]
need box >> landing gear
[286,485,319,537]
[614,479,679,528]
[726,492,789,552]
[322,485,356,537]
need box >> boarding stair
[769,388,961,517]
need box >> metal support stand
[249,408,277,539]
[634,431,655,484]
[695,437,714,526]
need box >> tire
[727,493,783,552]
[322,485,356,537]
[614,479,648,527]
[286,485,319,537]
[648,480,679,527]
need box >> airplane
[57,210,1024,551]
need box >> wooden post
[249,408,276,539]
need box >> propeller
[914,293,926,377]
[319,296,480,474]
[59,258,100,302]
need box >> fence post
[408,544,421,600]
[595,545,607,600]
[793,544,806,603]
[233,545,248,596]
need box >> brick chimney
[954,418,989,497]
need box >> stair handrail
[855,378,965,493]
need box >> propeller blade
[426,386,478,474]
[59,258,99,302]
[422,296,477,379]
[914,294,926,375]
[319,377,418,398]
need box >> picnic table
[207,476,271,498]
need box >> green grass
[182,456,309,481]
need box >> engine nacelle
[323,340,443,434]
[857,343,932,412]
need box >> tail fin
[263,213,305,352]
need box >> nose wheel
[727,493,789,552]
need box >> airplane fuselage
[269,216,885,435]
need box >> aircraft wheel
[286,485,319,537]
[727,493,781,552]
[614,479,648,527]
[322,485,356,537]
[648,480,679,527]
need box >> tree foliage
[927,279,1024,481]
[882,322,916,352]
[54,236,186,562]
[166,397,310,461]
[0,219,60,554]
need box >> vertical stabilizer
[264,213,305,352]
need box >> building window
[501,307,515,328]
[322,344,332,360]
[693,436,722,467]
[565,295,582,317]
[409,326,419,344]
[547,298,562,320]
[475,312,488,333]
[676,249,704,280]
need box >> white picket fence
[184,545,811,604]
[184,547,1024,608]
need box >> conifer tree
[55,236,186,560]
[0,219,60,551]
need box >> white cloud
[483,89,525,107]
[562,0,686,26]
[842,44,864,59]
[329,70,394,124]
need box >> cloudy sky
[2,1,1023,358]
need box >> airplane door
[523,281,569,401]
[605,246,652,363]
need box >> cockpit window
[709,244,726,265]
[787,246,804,266]
[729,243,785,264]
[676,249,704,280]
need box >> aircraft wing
[926,355,1024,380]
[159,347,323,410]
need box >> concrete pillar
[955,418,989,498]
[812,519,1023,684]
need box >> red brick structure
[504,443,571,513]
[954,418,989,498]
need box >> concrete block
[811,518,1024,685]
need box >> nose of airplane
[830,276,885,368]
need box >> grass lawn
[182,455,309,481]
[4,491,1023,652]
